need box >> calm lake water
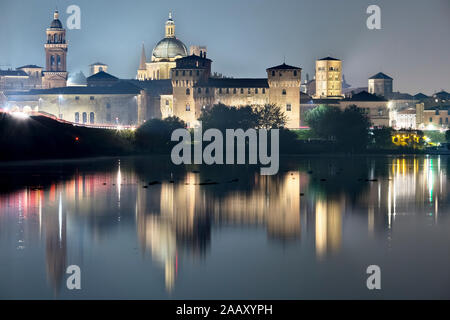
[0,155,449,299]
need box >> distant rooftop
[0,69,28,77]
[318,57,340,61]
[369,72,393,80]
[267,63,301,70]
[17,65,42,69]
[344,91,387,102]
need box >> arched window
[74,112,79,123]
[186,104,190,111]
[282,89,286,95]
[186,88,190,95]
[57,56,61,67]
[90,112,95,124]
[51,56,55,66]
[82,112,87,124]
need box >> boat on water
[426,143,450,155]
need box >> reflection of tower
[42,10,68,88]
[266,171,301,239]
[45,192,67,293]
[315,196,343,259]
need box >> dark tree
[255,104,287,129]
[135,116,186,153]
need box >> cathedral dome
[152,38,187,60]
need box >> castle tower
[314,57,342,98]
[267,63,302,129]
[42,10,68,88]
[171,54,212,127]
[368,72,393,98]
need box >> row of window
[186,87,270,95]
[184,104,292,112]
[175,70,201,77]
[75,112,95,124]
[317,67,340,72]
[73,96,95,101]
[429,117,449,124]
[270,70,298,77]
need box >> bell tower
[42,10,68,88]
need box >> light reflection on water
[0,155,449,299]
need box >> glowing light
[10,111,29,119]
[75,137,79,141]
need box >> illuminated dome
[152,38,187,60]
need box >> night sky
[1,0,449,95]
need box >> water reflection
[0,155,449,298]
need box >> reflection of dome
[152,38,187,60]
